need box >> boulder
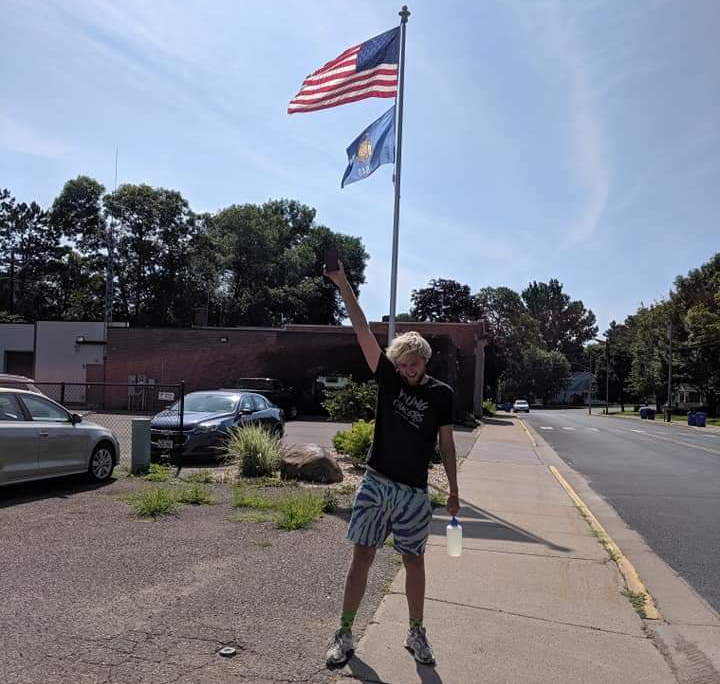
[280,444,344,484]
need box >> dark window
[0,393,24,421]
[239,395,255,412]
[253,395,269,410]
[20,395,70,422]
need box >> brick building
[104,322,487,419]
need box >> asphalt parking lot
[0,420,479,684]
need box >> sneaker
[326,629,354,667]
[404,626,435,665]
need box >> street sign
[158,391,175,401]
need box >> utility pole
[605,338,610,416]
[9,248,14,316]
[666,323,673,422]
[587,357,592,415]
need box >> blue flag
[341,106,395,188]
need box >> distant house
[552,371,591,405]
[672,385,706,411]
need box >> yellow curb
[517,417,537,447]
[548,465,663,621]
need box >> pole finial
[399,5,410,22]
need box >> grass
[322,490,339,513]
[176,483,214,505]
[430,489,447,508]
[126,488,178,518]
[275,492,325,530]
[181,469,215,484]
[231,511,273,523]
[142,462,172,482]
[232,488,276,510]
[622,589,648,619]
[226,425,283,478]
[240,475,296,488]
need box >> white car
[512,399,530,413]
[0,389,119,487]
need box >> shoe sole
[404,643,436,666]
[326,649,354,669]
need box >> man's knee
[351,544,377,570]
[402,552,425,570]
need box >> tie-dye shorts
[347,469,433,556]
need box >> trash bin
[639,407,648,419]
[695,412,707,428]
[688,412,696,426]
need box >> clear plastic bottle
[446,516,462,557]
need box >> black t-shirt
[367,353,454,489]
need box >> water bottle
[446,516,462,557]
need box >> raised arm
[324,261,381,373]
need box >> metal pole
[605,339,610,415]
[387,5,410,342]
[587,358,592,415]
[667,324,672,422]
[9,248,14,316]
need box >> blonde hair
[386,331,432,363]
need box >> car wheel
[88,443,115,482]
[272,423,284,438]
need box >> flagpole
[388,5,409,343]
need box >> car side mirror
[240,408,253,415]
[71,413,83,425]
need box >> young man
[324,262,460,668]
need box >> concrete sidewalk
[338,416,676,684]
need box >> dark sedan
[150,390,284,458]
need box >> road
[520,409,720,614]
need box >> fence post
[60,382,66,405]
[174,380,185,477]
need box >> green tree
[410,278,482,322]
[521,279,597,361]
[504,346,571,404]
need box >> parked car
[316,375,352,393]
[0,388,118,487]
[150,390,285,458]
[512,399,530,413]
[233,378,297,419]
[496,402,513,412]
[0,374,44,395]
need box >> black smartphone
[324,248,339,272]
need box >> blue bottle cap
[450,516,459,527]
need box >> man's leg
[402,553,425,623]
[343,544,377,616]
[327,544,377,667]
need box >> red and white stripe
[288,44,398,114]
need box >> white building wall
[34,321,106,383]
[0,324,35,372]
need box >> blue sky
[2,0,718,333]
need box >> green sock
[409,616,424,630]
[340,610,356,634]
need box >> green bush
[322,381,377,422]
[127,488,178,518]
[143,461,172,482]
[226,425,282,478]
[275,492,325,530]
[176,483,214,505]
[482,399,496,417]
[333,419,375,467]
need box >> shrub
[182,469,214,484]
[482,399,496,417]
[143,461,172,482]
[127,488,178,518]
[226,425,282,478]
[333,419,375,467]
[322,490,339,513]
[322,381,377,422]
[275,492,325,530]
[232,488,275,510]
[176,483,214,505]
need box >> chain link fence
[34,382,185,469]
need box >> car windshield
[182,394,238,413]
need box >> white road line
[562,427,576,431]
[540,426,553,430]
[587,428,600,432]
[631,429,646,434]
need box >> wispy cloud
[539,1,610,247]
[0,114,68,158]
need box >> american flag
[288,27,399,114]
